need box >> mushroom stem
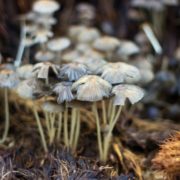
[101,100,107,125]
[49,112,56,145]
[33,105,48,152]
[73,110,80,152]
[57,112,62,142]
[14,24,26,67]
[107,99,113,119]
[0,88,9,144]
[103,106,122,162]
[44,111,50,137]
[109,105,116,124]
[92,102,103,160]
[63,107,69,147]
[69,108,77,147]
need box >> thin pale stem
[103,106,122,162]
[107,99,113,119]
[44,111,50,136]
[92,102,103,160]
[70,108,77,147]
[57,112,62,142]
[0,88,9,144]
[73,110,80,152]
[49,112,56,145]
[63,107,69,147]
[101,100,107,125]
[33,105,48,152]
[109,105,116,124]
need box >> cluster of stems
[92,99,122,162]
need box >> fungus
[41,100,64,145]
[59,63,89,81]
[32,62,60,85]
[16,64,34,80]
[72,75,112,159]
[0,68,19,143]
[33,0,60,15]
[100,62,141,84]
[53,82,80,151]
[35,50,55,62]
[16,78,48,152]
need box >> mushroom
[33,0,60,15]
[0,68,19,143]
[35,50,55,62]
[101,84,144,162]
[41,100,64,145]
[77,27,100,44]
[59,62,89,81]
[72,75,112,159]
[61,50,80,62]
[53,82,80,151]
[47,37,71,63]
[100,62,141,84]
[115,41,140,60]
[93,36,120,59]
[16,64,34,80]
[16,78,48,152]
[32,62,60,85]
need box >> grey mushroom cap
[101,62,141,84]
[59,62,89,81]
[33,0,60,15]
[35,50,55,62]
[16,64,34,79]
[112,84,145,106]
[53,82,74,104]
[32,62,60,80]
[41,101,64,113]
[16,78,44,100]
[93,36,120,52]
[72,75,112,102]
[47,37,71,52]
[0,69,19,89]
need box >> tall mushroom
[0,67,19,143]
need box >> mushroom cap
[33,0,60,15]
[130,58,153,70]
[93,36,120,52]
[116,41,140,57]
[131,0,164,11]
[33,28,53,44]
[35,15,57,26]
[0,69,19,88]
[41,101,64,113]
[32,62,60,80]
[59,62,89,81]
[16,78,44,100]
[139,69,154,84]
[75,57,107,74]
[101,62,141,84]
[112,84,144,106]
[62,50,80,62]
[77,27,100,44]
[53,82,74,104]
[72,75,112,102]
[35,50,55,62]
[47,37,71,52]
[17,64,34,79]
[76,43,91,53]
[68,25,86,40]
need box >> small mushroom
[35,50,55,62]
[32,62,60,85]
[68,25,86,41]
[112,84,145,106]
[59,62,89,81]
[101,62,141,84]
[53,82,74,104]
[33,0,60,15]
[16,64,34,79]
[72,75,112,102]
[0,68,19,143]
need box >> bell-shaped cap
[35,50,55,62]
[101,62,141,84]
[59,62,89,81]
[112,84,144,106]
[53,82,74,104]
[33,0,60,15]
[72,75,112,102]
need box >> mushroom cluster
[1,0,148,162]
